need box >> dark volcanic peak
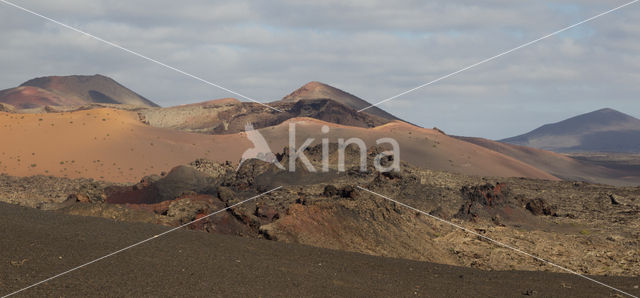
[501,108,640,153]
[0,74,158,109]
[281,81,399,121]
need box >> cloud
[0,0,638,139]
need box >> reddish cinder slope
[0,112,556,183]
[0,108,246,183]
[0,86,72,109]
[257,118,558,180]
[0,74,158,109]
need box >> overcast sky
[1,0,638,139]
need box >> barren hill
[0,75,158,109]
[140,82,404,135]
[0,108,245,183]
[0,109,556,183]
[281,81,399,121]
[257,118,557,180]
[140,97,394,134]
[501,108,640,153]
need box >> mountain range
[0,74,638,186]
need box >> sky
[0,0,638,139]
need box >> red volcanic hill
[0,74,158,109]
[280,81,399,121]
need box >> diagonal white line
[358,0,640,112]
[1,186,283,298]
[356,186,638,298]
[0,0,283,113]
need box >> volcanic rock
[525,198,556,216]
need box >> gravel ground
[1,202,638,298]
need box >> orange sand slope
[0,109,246,183]
[259,118,558,181]
[0,110,557,183]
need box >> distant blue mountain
[501,108,640,153]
